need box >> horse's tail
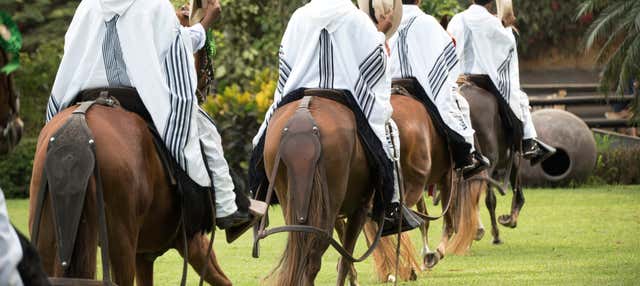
[364,221,420,282]
[268,101,332,286]
[447,173,483,254]
[36,112,99,278]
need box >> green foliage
[577,0,639,102]
[200,69,275,190]
[513,0,587,57]
[0,138,36,198]
[9,186,640,284]
[420,0,463,20]
[592,146,640,185]
[15,41,64,137]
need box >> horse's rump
[250,88,394,217]
[75,89,215,236]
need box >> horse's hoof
[387,274,396,283]
[498,215,517,228]
[424,252,440,269]
[349,280,360,286]
[475,228,485,241]
[410,269,418,281]
[492,238,503,245]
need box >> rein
[252,95,387,264]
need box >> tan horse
[28,101,230,286]
[361,86,481,282]
[261,91,377,286]
[0,48,23,154]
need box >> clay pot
[521,109,597,186]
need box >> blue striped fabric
[162,33,196,171]
[354,45,387,118]
[103,15,132,87]
[427,41,458,100]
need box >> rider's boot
[522,138,556,166]
[452,142,490,179]
[382,202,424,237]
[460,151,491,179]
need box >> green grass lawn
[7,186,640,285]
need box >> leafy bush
[591,147,640,185]
[201,69,275,190]
[421,0,463,20]
[0,138,37,198]
[15,41,64,137]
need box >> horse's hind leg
[335,218,360,286]
[499,184,524,229]
[31,200,59,276]
[176,233,231,286]
[416,197,433,270]
[108,222,137,286]
[499,165,525,229]
[135,254,155,286]
[485,188,502,244]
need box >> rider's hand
[376,11,394,35]
[201,0,222,29]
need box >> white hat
[357,0,403,39]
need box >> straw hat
[357,0,403,39]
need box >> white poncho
[46,0,212,186]
[448,4,523,119]
[253,0,393,156]
[448,4,537,138]
[389,5,474,143]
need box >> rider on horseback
[389,0,490,178]
[45,0,257,230]
[252,0,422,235]
[447,0,556,164]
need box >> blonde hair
[496,0,517,29]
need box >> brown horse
[460,80,524,245]
[358,87,481,283]
[261,91,374,286]
[28,102,231,286]
[0,48,23,155]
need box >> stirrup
[381,204,424,237]
[225,199,268,243]
[460,152,490,179]
[529,139,556,166]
